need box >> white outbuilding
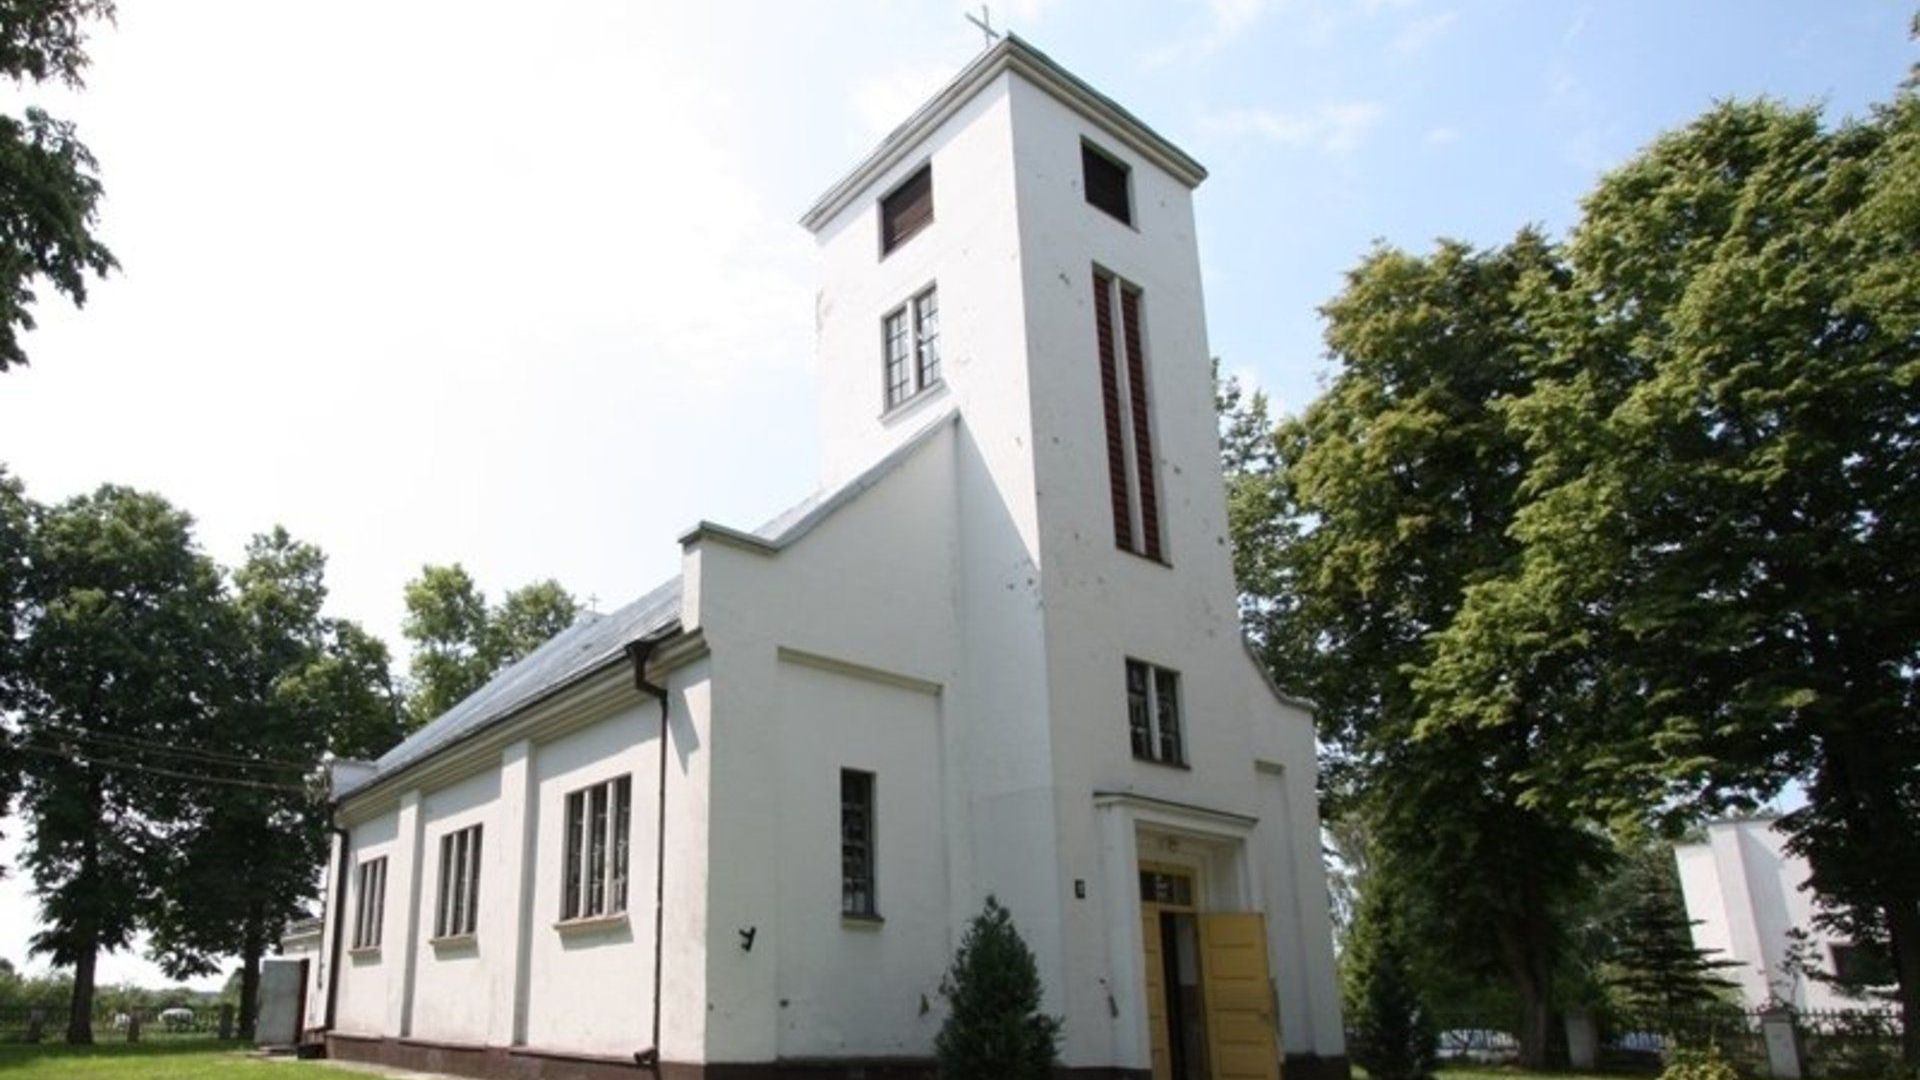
[306,35,1346,1080]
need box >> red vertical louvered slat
[1120,286,1161,561]
[1093,272,1134,552]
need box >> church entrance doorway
[1139,864,1281,1080]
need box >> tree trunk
[65,944,96,1045]
[238,902,265,1042]
[65,773,103,1046]
[1887,897,1920,1067]
[1494,914,1557,1070]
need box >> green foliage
[1660,1046,1743,1080]
[1343,882,1439,1080]
[0,0,118,372]
[144,528,403,1039]
[1,474,402,1043]
[1408,94,1920,1059]
[401,564,580,726]
[11,484,228,1041]
[1223,235,1609,1068]
[1225,55,1920,1063]
[934,896,1060,1080]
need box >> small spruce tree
[1344,884,1439,1080]
[935,896,1061,1080]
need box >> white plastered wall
[407,767,501,1044]
[999,72,1343,1068]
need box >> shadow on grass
[0,1038,249,1072]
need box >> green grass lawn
[0,1040,351,1078]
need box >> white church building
[302,36,1346,1080]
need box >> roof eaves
[1243,638,1318,714]
[800,34,1205,233]
[333,621,682,805]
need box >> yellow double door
[1141,905,1281,1080]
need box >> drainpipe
[624,635,672,1072]
[322,824,352,1039]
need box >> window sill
[842,912,885,929]
[347,946,381,961]
[429,933,477,950]
[1116,544,1172,569]
[1131,755,1191,771]
[553,912,628,936]
[880,380,947,424]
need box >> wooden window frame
[879,163,934,256]
[353,856,387,950]
[880,283,942,412]
[434,824,483,940]
[1081,140,1134,227]
[841,768,878,918]
[561,775,632,922]
[1126,659,1186,767]
[1093,268,1166,562]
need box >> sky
[0,0,1911,992]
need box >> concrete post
[219,1003,235,1039]
[385,789,424,1038]
[488,740,535,1047]
[125,1012,141,1043]
[26,1008,44,1042]
[1564,1009,1598,1071]
[1760,1007,1803,1079]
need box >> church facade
[305,36,1346,1080]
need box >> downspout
[322,824,351,1038]
[625,634,673,1072]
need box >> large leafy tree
[0,0,119,371]
[144,529,403,1039]
[402,563,578,726]
[11,485,226,1042]
[1416,95,1920,1061]
[0,468,32,858]
[1229,235,1610,1067]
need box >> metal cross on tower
[966,4,1001,48]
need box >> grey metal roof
[339,575,683,798]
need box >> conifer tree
[935,896,1060,1080]
[1344,882,1439,1080]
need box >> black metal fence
[0,1003,236,1043]
[1415,1006,1906,1078]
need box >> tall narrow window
[841,769,877,918]
[1092,270,1164,561]
[881,284,941,409]
[562,775,633,921]
[435,824,483,939]
[1082,142,1133,225]
[1126,659,1185,766]
[353,857,387,950]
[880,164,934,254]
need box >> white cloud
[1201,102,1386,156]
[1390,9,1457,58]
[1142,0,1271,68]
[1424,124,1460,146]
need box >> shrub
[935,896,1061,1080]
[1660,1045,1743,1080]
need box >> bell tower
[798,36,1301,1072]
